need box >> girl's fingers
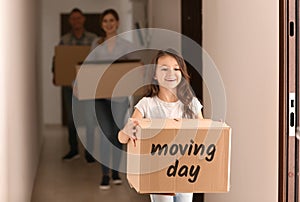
[129,137,136,147]
[130,118,140,126]
[123,118,141,139]
[132,126,137,138]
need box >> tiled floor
[31,125,150,202]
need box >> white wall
[148,0,181,33]
[203,0,278,202]
[0,1,8,200]
[0,0,42,201]
[41,0,133,124]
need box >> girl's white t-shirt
[135,96,202,119]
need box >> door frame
[279,0,298,201]
[279,0,287,201]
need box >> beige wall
[0,0,8,197]
[148,0,181,32]
[0,0,42,201]
[203,0,279,201]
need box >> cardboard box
[127,119,231,193]
[74,61,145,100]
[54,45,91,86]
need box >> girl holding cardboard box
[118,49,203,202]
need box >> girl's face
[155,55,182,90]
[101,13,119,35]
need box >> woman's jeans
[84,98,129,175]
[62,86,78,152]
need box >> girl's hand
[121,118,140,147]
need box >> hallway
[0,0,281,201]
[31,125,150,202]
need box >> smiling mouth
[105,26,113,30]
[165,79,176,82]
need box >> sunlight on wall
[203,0,279,201]
[0,0,40,201]
[0,0,8,200]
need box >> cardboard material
[74,61,145,100]
[127,119,231,193]
[54,45,91,86]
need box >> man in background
[55,8,97,161]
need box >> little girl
[118,49,203,202]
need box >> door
[181,0,203,102]
[181,1,204,202]
[279,0,299,201]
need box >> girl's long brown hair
[144,49,197,118]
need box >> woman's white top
[87,36,136,61]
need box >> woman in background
[85,8,135,190]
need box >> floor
[31,125,150,202]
